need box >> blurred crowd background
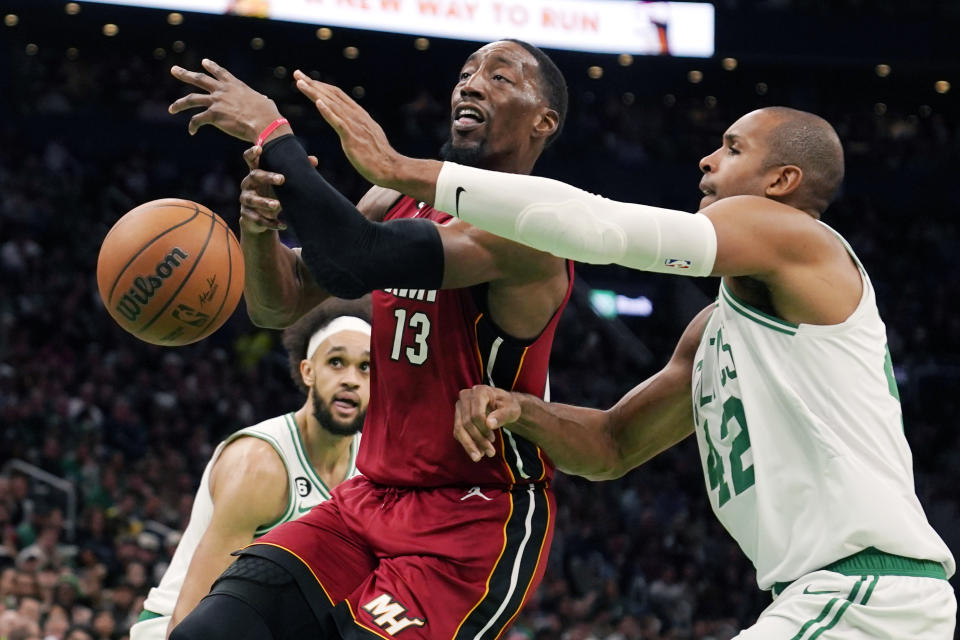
[1,2,958,639]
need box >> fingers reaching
[454,403,487,462]
[239,200,285,232]
[454,386,510,462]
[291,72,341,116]
[243,145,262,170]
[466,392,497,446]
[201,58,235,82]
[167,93,213,116]
[167,66,218,136]
[238,159,287,232]
[243,168,284,188]
[292,72,350,130]
[487,404,521,430]
[187,112,216,137]
[290,70,398,187]
[169,65,218,92]
[170,61,281,142]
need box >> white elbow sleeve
[435,162,717,277]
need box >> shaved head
[759,107,844,215]
[502,39,568,147]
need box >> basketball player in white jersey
[288,82,956,638]
[129,298,370,640]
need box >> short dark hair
[504,39,568,147]
[281,297,372,395]
[65,626,95,640]
[760,106,845,215]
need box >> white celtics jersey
[142,413,361,616]
[691,226,954,591]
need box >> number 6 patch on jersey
[294,477,313,497]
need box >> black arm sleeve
[259,134,445,299]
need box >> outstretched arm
[168,59,327,326]
[170,61,561,310]
[255,135,568,339]
[454,306,711,480]
[253,133,447,299]
[169,58,291,144]
[169,60,403,325]
[237,145,325,328]
[167,437,288,636]
[236,147,399,327]
[296,73,716,276]
[296,74,861,325]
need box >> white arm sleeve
[435,162,717,277]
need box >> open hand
[169,58,284,142]
[292,70,402,188]
[453,385,523,462]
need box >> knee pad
[217,554,294,587]
[169,594,272,640]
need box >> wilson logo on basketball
[115,247,190,321]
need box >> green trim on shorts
[137,609,164,622]
[772,547,947,596]
[788,596,842,640]
[789,576,869,640]
[827,547,946,579]
[860,574,880,605]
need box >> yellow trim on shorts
[242,541,336,605]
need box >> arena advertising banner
[83,0,715,57]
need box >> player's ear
[765,164,803,198]
[299,359,315,387]
[532,107,559,141]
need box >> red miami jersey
[357,196,574,488]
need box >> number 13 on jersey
[391,308,431,365]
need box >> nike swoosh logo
[454,186,466,217]
[803,586,839,595]
[297,505,313,514]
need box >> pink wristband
[255,117,289,147]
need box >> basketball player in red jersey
[166,41,572,640]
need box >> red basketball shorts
[238,475,555,640]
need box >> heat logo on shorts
[361,593,425,635]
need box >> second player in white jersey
[692,227,953,588]
[131,302,371,640]
[137,414,361,622]
[364,104,958,636]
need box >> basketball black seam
[106,205,201,304]
[138,208,217,334]
[147,202,229,230]
[101,200,224,245]
[101,200,180,245]
[189,224,236,343]
[102,202,229,280]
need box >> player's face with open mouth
[445,41,546,166]
[697,110,782,210]
[309,331,370,435]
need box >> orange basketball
[96,198,245,346]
